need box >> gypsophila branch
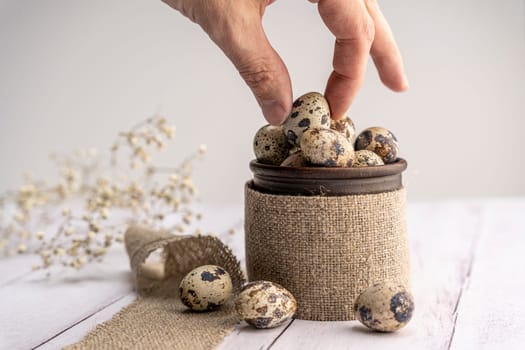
[0,116,204,270]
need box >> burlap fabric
[245,183,410,321]
[66,225,244,350]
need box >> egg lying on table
[282,92,331,146]
[235,281,297,329]
[354,281,415,332]
[352,150,384,167]
[331,115,357,144]
[355,127,399,164]
[300,128,354,167]
[253,125,291,165]
[179,265,233,311]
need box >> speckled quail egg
[354,281,414,332]
[354,127,399,164]
[282,92,331,146]
[331,115,357,144]
[235,281,297,329]
[300,128,354,167]
[352,150,384,167]
[280,152,308,167]
[179,265,233,311]
[288,146,301,155]
[253,125,292,165]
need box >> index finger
[315,0,375,120]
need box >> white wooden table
[1,198,524,350]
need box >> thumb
[215,24,292,125]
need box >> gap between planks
[267,319,295,350]
[261,201,487,350]
[33,292,135,349]
[446,206,485,350]
[0,270,33,288]
[447,199,525,349]
[25,215,245,349]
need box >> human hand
[162,0,408,124]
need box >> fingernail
[260,99,288,125]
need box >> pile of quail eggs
[179,265,414,332]
[179,264,297,329]
[253,92,400,168]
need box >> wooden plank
[0,205,244,349]
[35,293,137,350]
[218,210,295,350]
[9,200,522,350]
[0,254,36,287]
[43,286,292,350]
[0,247,132,349]
[450,199,525,350]
[268,201,484,350]
[218,320,294,350]
[0,213,64,287]
[0,205,243,287]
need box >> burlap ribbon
[245,184,410,321]
[66,225,245,350]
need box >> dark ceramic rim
[250,158,407,179]
[249,158,407,196]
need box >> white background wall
[0,0,524,205]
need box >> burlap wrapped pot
[245,159,410,321]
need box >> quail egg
[331,115,356,144]
[282,92,331,146]
[300,128,354,167]
[179,265,233,311]
[352,150,384,167]
[354,281,414,332]
[253,125,292,165]
[280,152,308,167]
[235,281,297,329]
[288,146,301,155]
[354,127,399,164]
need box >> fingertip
[260,99,290,125]
[368,1,409,94]
[395,81,409,92]
[324,95,347,121]
[228,28,292,125]
[380,72,409,92]
[399,76,409,91]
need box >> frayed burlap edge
[66,225,245,350]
